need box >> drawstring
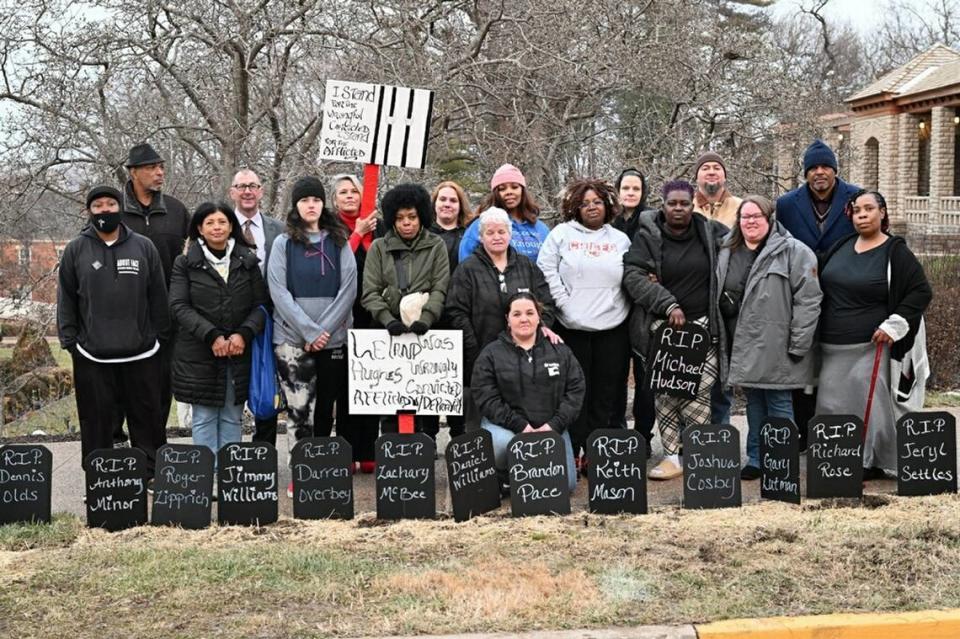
[305,240,336,276]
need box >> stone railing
[941,197,960,227]
[904,196,929,224]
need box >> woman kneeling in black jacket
[471,292,585,493]
[169,202,268,458]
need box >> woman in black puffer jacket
[169,201,268,457]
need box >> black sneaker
[146,478,155,496]
[740,465,761,480]
[863,466,887,481]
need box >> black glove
[409,321,429,335]
[386,320,407,336]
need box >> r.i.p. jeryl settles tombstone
[0,444,52,525]
[446,430,500,522]
[217,442,278,526]
[897,411,957,497]
[682,424,741,510]
[759,417,801,505]
[508,431,570,517]
[151,443,214,530]
[586,429,647,515]
[84,447,148,531]
[291,437,354,520]
[375,432,436,520]
[806,414,864,499]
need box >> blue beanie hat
[803,139,838,174]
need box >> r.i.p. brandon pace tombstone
[508,431,570,517]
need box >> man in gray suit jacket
[230,168,285,445]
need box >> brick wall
[0,240,66,304]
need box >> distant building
[0,240,67,304]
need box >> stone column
[896,112,921,228]
[929,106,954,225]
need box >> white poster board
[319,80,434,169]
[348,329,463,416]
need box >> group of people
[57,138,932,495]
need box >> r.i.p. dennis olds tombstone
[84,448,148,531]
[682,424,741,509]
[897,411,957,497]
[760,417,801,505]
[587,429,647,515]
[0,444,52,525]
[446,430,500,522]
[807,415,863,499]
[647,322,711,400]
[375,433,436,520]
[291,437,354,520]
[508,431,570,517]
[151,444,214,530]
[217,442,278,526]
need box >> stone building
[776,43,960,253]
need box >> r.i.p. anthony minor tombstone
[508,431,570,517]
[291,437,354,520]
[84,447,148,531]
[587,429,647,515]
[151,444,214,530]
[0,444,52,525]
[806,415,864,499]
[446,430,500,522]
[897,411,957,497]
[217,442,278,526]
[375,433,436,519]
[682,424,741,509]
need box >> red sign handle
[398,413,415,435]
[360,163,380,218]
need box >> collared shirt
[235,210,266,266]
[693,189,742,229]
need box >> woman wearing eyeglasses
[537,179,632,469]
[446,207,559,430]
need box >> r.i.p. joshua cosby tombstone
[682,424,741,510]
[151,444,214,530]
[84,447,148,531]
[806,415,864,499]
[217,442,278,526]
[646,323,711,401]
[760,417,801,505]
[446,430,500,522]
[508,431,570,517]
[586,429,647,515]
[897,411,957,497]
[0,444,52,525]
[375,433,436,520]
[290,437,354,520]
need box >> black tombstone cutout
[806,414,864,499]
[0,444,52,525]
[84,448,148,531]
[150,444,214,529]
[586,429,647,515]
[760,417,801,505]
[446,430,500,522]
[291,437,354,520]
[508,431,570,517]
[646,323,711,400]
[897,411,958,497]
[682,424,741,510]
[375,433,436,520]
[217,442,278,526]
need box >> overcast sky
[771,0,909,33]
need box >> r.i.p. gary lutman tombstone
[646,323,711,401]
[760,417,801,505]
[151,444,214,530]
[0,444,52,525]
[84,448,148,531]
[375,433,436,520]
[586,429,647,515]
[806,415,864,499]
[508,432,570,517]
[290,437,354,520]
[897,411,957,497]
[217,442,278,526]
[446,430,500,522]
[682,424,741,509]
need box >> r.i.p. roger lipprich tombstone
[151,444,214,530]
[806,415,863,499]
[646,323,711,400]
[84,448,148,531]
[682,424,741,510]
[445,430,500,522]
[217,442,278,526]
[586,429,647,515]
[375,433,436,519]
[290,437,354,520]
[760,417,801,505]
[0,444,52,525]
[508,431,570,517]
[897,411,957,497]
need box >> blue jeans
[192,366,243,464]
[744,387,794,467]
[711,381,733,425]
[481,418,577,493]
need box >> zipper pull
[145,215,150,227]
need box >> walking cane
[862,342,886,441]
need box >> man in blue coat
[776,139,860,255]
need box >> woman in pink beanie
[457,163,550,263]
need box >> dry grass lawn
[3,495,960,638]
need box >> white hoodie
[537,220,631,331]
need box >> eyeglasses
[578,199,604,211]
[231,183,261,191]
[740,214,766,221]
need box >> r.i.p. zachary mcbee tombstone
[806,415,864,499]
[446,430,500,522]
[0,444,52,525]
[151,444,214,530]
[508,431,570,517]
[587,429,647,515]
[897,411,957,497]
[682,424,741,510]
[760,417,801,505]
[291,437,354,520]
[217,442,278,526]
[646,323,711,401]
[375,433,436,520]
[84,447,148,531]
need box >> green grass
[0,514,82,551]
[927,390,960,408]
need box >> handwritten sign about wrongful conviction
[508,432,570,517]
[760,417,801,505]
[348,329,463,416]
[375,433,436,520]
[646,323,711,400]
[84,448,148,531]
[806,415,863,499]
[586,430,647,515]
[897,411,957,497]
[290,437,354,520]
[0,444,52,525]
[217,442,278,526]
[446,430,500,522]
[151,444,214,530]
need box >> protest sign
[151,444,214,530]
[682,424,741,510]
[806,415,864,499]
[84,448,148,531]
[0,444,52,525]
[290,437,354,520]
[646,323,711,400]
[217,442,278,526]
[508,432,570,517]
[446,430,500,522]
[897,411,957,497]
[586,429,647,515]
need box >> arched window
[863,137,879,191]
